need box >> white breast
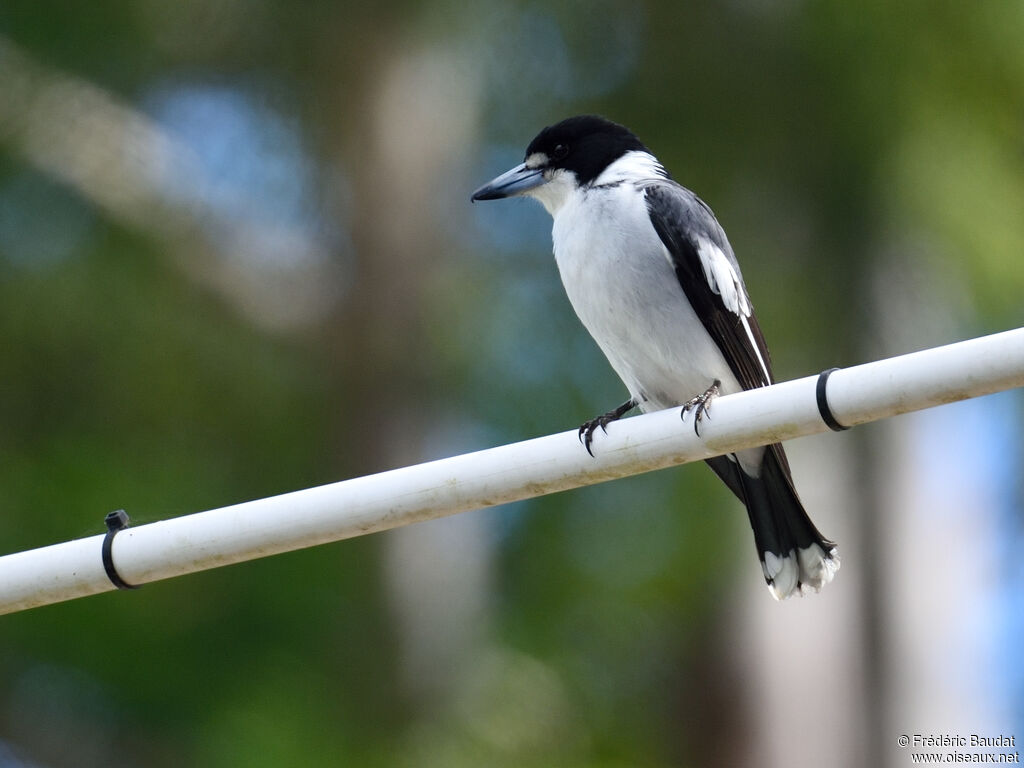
[550,178,741,411]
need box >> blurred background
[1,1,1023,766]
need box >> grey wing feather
[643,180,774,391]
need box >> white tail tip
[762,545,840,600]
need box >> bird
[471,115,838,599]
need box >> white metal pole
[1,327,1022,615]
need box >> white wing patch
[695,238,771,383]
[696,237,749,317]
[741,316,770,384]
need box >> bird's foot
[680,380,721,436]
[578,398,637,457]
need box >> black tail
[705,444,838,599]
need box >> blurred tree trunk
[319,27,493,708]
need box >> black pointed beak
[470,163,546,202]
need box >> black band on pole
[816,368,849,432]
[102,510,140,590]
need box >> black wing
[644,181,774,391]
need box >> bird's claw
[578,399,637,457]
[578,415,613,457]
[680,379,721,437]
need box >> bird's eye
[551,143,569,160]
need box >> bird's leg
[680,379,721,436]
[578,398,638,457]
